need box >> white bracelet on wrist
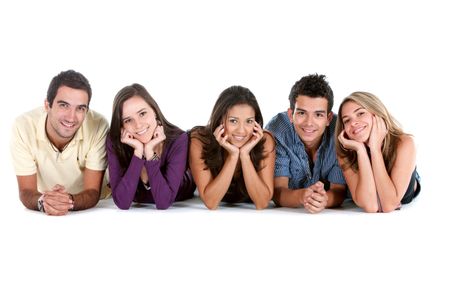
[142,181,151,190]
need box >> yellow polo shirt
[10,107,110,198]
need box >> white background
[1,0,448,299]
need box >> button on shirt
[265,112,345,189]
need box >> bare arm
[325,183,347,208]
[338,130,379,213]
[189,137,238,210]
[41,168,103,214]
[273,177,326,212]
[72,168,104,210]
[273,177,309,207]
[372,135,416,212]
[241,132,275,209]
[340,150,379,213]
[16,175,73,216]
[16,174,41,211]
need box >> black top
[401,168,421,204]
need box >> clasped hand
[303,181,328,213]
[42,184,74,216]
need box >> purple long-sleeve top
[106,132,195,210]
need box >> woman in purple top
[107,83,195,209]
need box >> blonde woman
[335,92,420,213]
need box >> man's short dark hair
[288,74,334,112]
[46,70,92,107]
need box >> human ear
[326,112,333,126]
[287,108,294,123]
[44,99,50,111]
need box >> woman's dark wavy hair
[109,83,183,172]
[190,86,268,199]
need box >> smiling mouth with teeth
[136,128,149,135]
[302,128,315,133]
[232,135,247,142]
[62,121,75,128]
[352,127,365,135]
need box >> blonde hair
[335,91,406,173]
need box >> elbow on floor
[199,194,219,210]
[380,203,400,213]
[362,204,379,213]
[155,202,172,210]
[205,202,219,210]
[255,201,269,210]
[114,200,131,210]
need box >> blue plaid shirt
[265,112,345,189]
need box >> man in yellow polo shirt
[10,70,109,216]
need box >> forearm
[241,155,271,209]
[325,187,346,208]
[353,151,379,212]
[201,155,238,209]
[110,155,145,209]
[202,179,232,210]
[145,160,178,210]
[19,189,42,211]
[274,187,304,208]
[371,151,400,212]
[72,189,100,211]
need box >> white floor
[1,186,448,300]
